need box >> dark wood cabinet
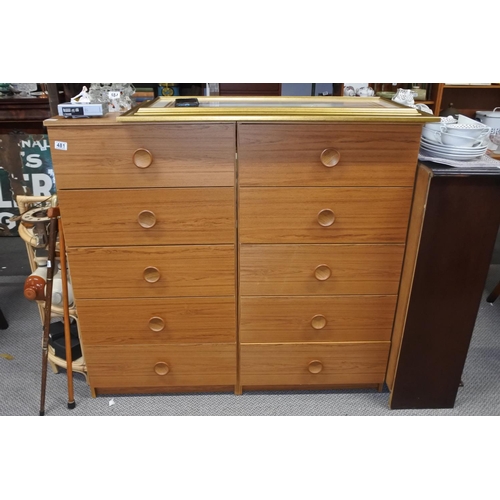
[387,161,500,409]
[218,83,281,96]
[0,96,52,134]
[429,84,500,118]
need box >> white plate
[420,136,487,154]
[419,146,484,161]
[420,146,487,159]
[420,144,486,156]
[420,146,486,158]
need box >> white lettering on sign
[54,141,67,151]
[0,190,14,208]
[20,138,50,151]
[31,174,53,197]
[25,154,43,169]
[1,212,16,229]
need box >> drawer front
[238,123,421,187]
[240,244,404,296]
[84,343,236,389]
[239,187,413,244]
[77,297,236,345]
[48,123,235,189]
[240,295,397,343]
[67,245,235,299]
[240,342,390,387]
[59,187,235,247]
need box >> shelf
[443,85,500,89]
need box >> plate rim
[420,137,487,153]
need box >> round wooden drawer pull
[138,210,157,229]
[143,266,161,283]
[314,264,331,281]
[133,148,153,168]
[154,362,169,376]
[149,316,165,332]
[317,209,335,227]
[320,148,341,167]
[308,360,323,374]
[311,314,327,330]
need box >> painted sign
[0,134,56,236]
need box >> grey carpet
[1,236,499,416]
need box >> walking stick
[39,212,58,416]
[57,212,76,410]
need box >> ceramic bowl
[440,131,482,148]
[421,127,441,142]
[443,123,490,139]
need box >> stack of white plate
[420,114,489,161]
[420,136,488,161]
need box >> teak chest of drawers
[45,96,437,401]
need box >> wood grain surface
[58,187,235,246]
[237,123,421,187]
[240,295,397,343]
[77,297,236,344]
[239,187,413,243]
[85,343,236,389]
[67,245,235,298]
[240,342,390,386]
[239,244,405,296]
[49,123,236,189]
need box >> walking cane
[39,212,58,416]
[57,212,76,410]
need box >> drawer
[67,245,235,299]
[240,342,390,387]
[77,297,236,345]
[240,295,397,343]
[48,123,235,189]
[239,187,413,244]
[59,187,235,247]
[238,123,421,187]
[240,244,404,296]
[84,343,236,390]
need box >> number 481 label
[55,141,67,151]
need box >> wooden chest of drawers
[237,123,418,390]
[45,97,434,398]
[48,122,237,395]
